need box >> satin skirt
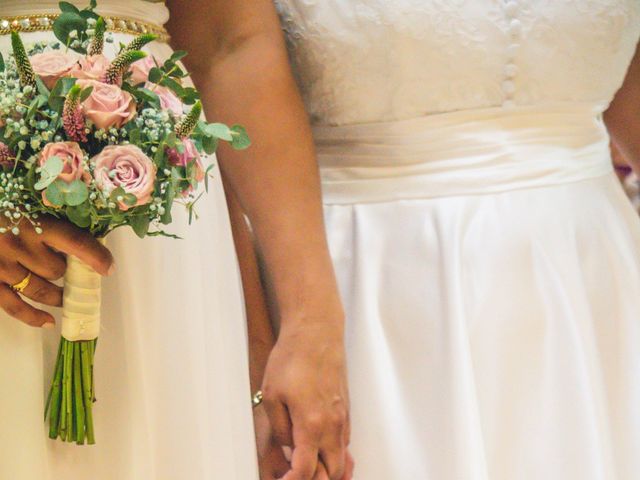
[319,105,640,479]
[0,1,259,479]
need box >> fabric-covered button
[502,80,516,95]
[504,1,519,17]
[508,18,522,37]
[504,63,518,78]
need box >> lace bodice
[275,0,640,126]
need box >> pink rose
[167,139,205,196]
[129,55,156,85]
[31,51,80,89]
[77,79,137,130]
[154,85,183,116]
[69,54,110,81]
[39,141,90,184]
[93,145,156,210]
[39,141,90,206]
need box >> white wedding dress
[0,1,259,479]
[276,1,640,479]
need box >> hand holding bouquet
[0,0,249,445]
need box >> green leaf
[66,204,91,228]
[169,50,188,63]
[109,187,126,202]
[52,12,86,46]
[159,76,185,97]
[161,183,175,224]
[44,181,64,206]
[78,86,93,102]
[128,128,141,145]
[122,193,137,207]
[89,0,97,9]
[204,164,215,193]
[136,87,160,109]
[0,53,4,73]
[35,77,50,97]
[59,2,81,13]
[204,123,233,141]
[129,214,150,238]
[230,125,251,150]
[181,87,199,105]
[202,135,218,155]
[35,156,64,190]
[148,67,163,84]
[64,180,89,206]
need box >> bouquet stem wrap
[45,242,104,445]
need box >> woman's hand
[261,318,351,480]
[0,216,114,327]
[255,403,291,479]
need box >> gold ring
[252,390,264,409]
[11,272,32,294]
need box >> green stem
[65,340,74,441]
[73,342,86,444]
[81,342,96,444]
[46,340,65,439]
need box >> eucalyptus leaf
[34,156,64,190]
[66,204,91,228]
[122,193,137,207]
[64,180,89,206]
[59,1,81,13]
[130,214,150,238]
[202,135,218,155]
[148,67,163,84]
[52,12,86,47]
[161,183,175,224]
[169,50,188,63]
[204,123,233,141]
[230,125,251,150]
[44,181,64,207]
[136,87,160,109]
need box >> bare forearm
[225,185,275,392]
[605,43,640,171]
[166,3,344,331]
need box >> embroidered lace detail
[275,0,640,126]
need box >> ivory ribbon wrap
[61,254,102,342]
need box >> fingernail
[107,262,116,276]
[42,322,55,329]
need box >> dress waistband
[314,104,613,205]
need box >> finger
[40,219,114,276]
[341,452,355,480]
[265,442,291,480]
[0,261,62,307]
[18,269,63,307]
[319,437,346,480]
[263,396,293,447]
[17,243,66,281]
[0,284,54,327]
[312,462,330,480]
[280,444,318,480]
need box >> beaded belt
[0,14,169,43]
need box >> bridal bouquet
[0,1,249,445]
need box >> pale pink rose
[129,55,156,85]
[153,84,183,116]
[39,141,90,184]
[93,145,156,210]
[39,141,90,206]
[31,51,80,89]
[69,54,110,81]
[77,79,137,130]
[167,139,205,196]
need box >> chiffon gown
[0,1,259,479]
[276,1,640,478]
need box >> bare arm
[605,42,640,171]
[166,2,350,480]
